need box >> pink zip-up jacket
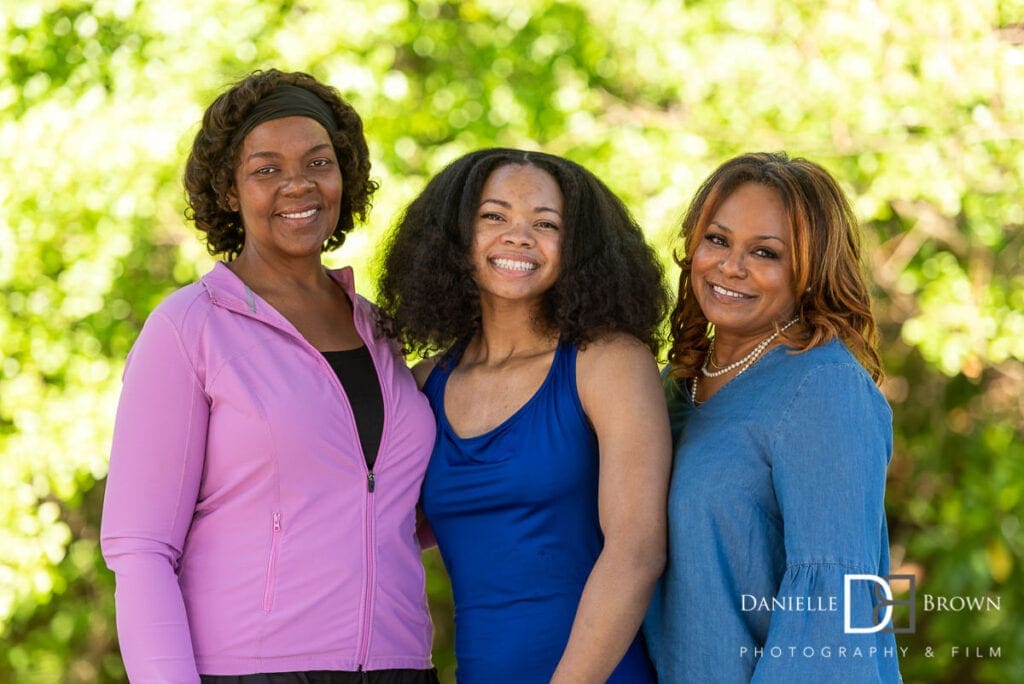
[100,262,435,682]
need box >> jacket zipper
[353,311,388,670]
[357,481,377,667]
[263,511,281,611]
[308,330,382,668]
[224,280,391,665]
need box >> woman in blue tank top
[377,148,672,683]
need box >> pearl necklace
[691,317,799,404]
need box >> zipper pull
[367,471,375,493]
[273,512,281,531]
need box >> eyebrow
[480,198,563,216]
[245,143,334,162]
[709,220,787,244]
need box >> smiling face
[690,181,797,344]
[227,115,342,265]
[470,163,564,309]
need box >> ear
[226,186,240,212]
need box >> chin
[705,312,755,333]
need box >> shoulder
[146,262,251,338]
[798,337,860,365]
[575,333,662,409]
[150,280,210,321]
[140,281,212,345]
[770,339,877,392]
[776,339,891,428]
[122,282,213,382]
[790,340,881,392]
[576,332,656,374]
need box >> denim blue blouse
[644,339,901,683]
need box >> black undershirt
[321,346,384,470]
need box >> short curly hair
[667,151,883,383]
[184,68,377,258]
[376,148,669,356]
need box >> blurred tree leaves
[1,0,1021,682]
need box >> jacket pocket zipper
[263,512,281,612]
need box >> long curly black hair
[376,148,669,356]
[184,69,377,259]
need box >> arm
[415,505,437,550]
[551,335,671,683]
[100,312,208,683]
[412,356,439,548]
[752,363,899,683]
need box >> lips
[708,281,755,300]
[277,206,319,220]
[490,256,539,272]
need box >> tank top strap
[421,340,466,406]
[550,339,578,385]
[544,340,590,429]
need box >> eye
[254,166,277,176]
[481,212,505,221]
[535,220,560,230]
[310,158,333,168]
[753,247,780,259]
[704,232,727,246]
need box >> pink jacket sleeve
[100,311,208,683]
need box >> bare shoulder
[411,356,441,389]
[576,333,658,377]
[576,333,661,407]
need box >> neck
[711,335,770,368]
[711,318,796,365]
[467,298,558,366]
[228,250,331,295]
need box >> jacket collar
[201,261,358,317]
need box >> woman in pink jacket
[100,69,438,684]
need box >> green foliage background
[2,0,1022,681]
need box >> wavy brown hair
[184,69,377,259]
[668,152,883,383]
[376,148,669,356]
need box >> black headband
[233,84,339,146]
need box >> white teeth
[492,258,537,271]
[280,208,317,219]
[712,284,747,298]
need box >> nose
[281,169,315,196]
[501,219,535,247]
[717,249,746,277]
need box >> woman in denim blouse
[644,152,902,683]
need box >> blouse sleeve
[752,362,901,683]
[100,312,208,683]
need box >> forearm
[104,544,200,682]
[551,543,664,683]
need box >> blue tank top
[421,342,655,683]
